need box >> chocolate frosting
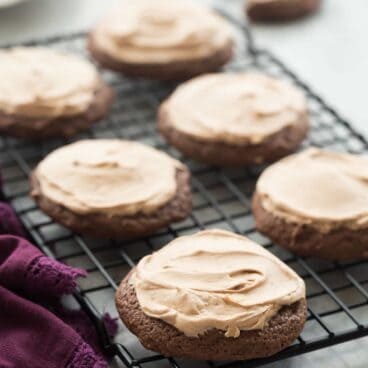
[163,72,307,144]
[0,47,99,118]
[257,148,368,232]
[131,229,305,338]
[35,140,183,216]
[91,0,234,64]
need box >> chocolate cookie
[116,230,307,360]
[246,0,321,22]
[116,276,307,360]
[0,47,114,140]
[253,148,368,261]
[0,81,114,140]
[31,140,192,239]
[158,73,309,166]
[88,36,233,81]
[88,0,234,80]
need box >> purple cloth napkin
[57,308,119,357]
[0,285,106,368]
[0,235,87,298]
[0,203,26,237]
[0,235,117,368]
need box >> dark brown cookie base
[116,275,307,361]
[252,192,368,261]
[0,80,114,140]
[246,0,321,22]
[30,169,192,239]
[87,34,234,81]
[158,103,309,166]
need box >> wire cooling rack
[1,7,368,368]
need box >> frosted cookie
[253,148,368,260]
[88,0,234,80]
[116,229,307,360]
[31,140,192,239]
[0,47,114,140]
[246,0,321,22]
[159,72,309,166]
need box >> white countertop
[248,0,368,138]
[0,1,367,367]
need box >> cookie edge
[87,33,234,81]
[30,168,192,239]
[246,0,321,22]
[0,80,115,140]
[115,273,307,361]
[252,191,368,261]
[158,101,309,166]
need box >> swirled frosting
[131,229,305,337]
[163,73,308,145]
[91,0,234,63]
[34,140,183,216]
[256,148,368,232]
[0,47,100,119]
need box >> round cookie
[0,47,114,140]
[246,0,321,22]
[31,140,192,239]
[253,148,368,261]
[88,0,234,80]
[116,229,307,360]
[159,72,309,166]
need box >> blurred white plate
[0,0,30,8]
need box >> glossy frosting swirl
[91,0,234,63]
[163,72,308,144]
[35,140,183,216]
[0,47,100,118]
[257,148,368,232]
[131,229,305,337]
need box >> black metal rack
[1,7,368,368]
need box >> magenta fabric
[57,308,119,357]
[0,203,26,237]
[0,235,110,368]
[0,286,106,368]
[0,235,86,298]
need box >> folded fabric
[0,202,26,237]
[0,235,86,298]
[0,235,113,367]
[57,308,119,358]
[0,285,106,368]
[0,205,118,367]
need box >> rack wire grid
[1,7,368,368]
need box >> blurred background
[0,0,367,137]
